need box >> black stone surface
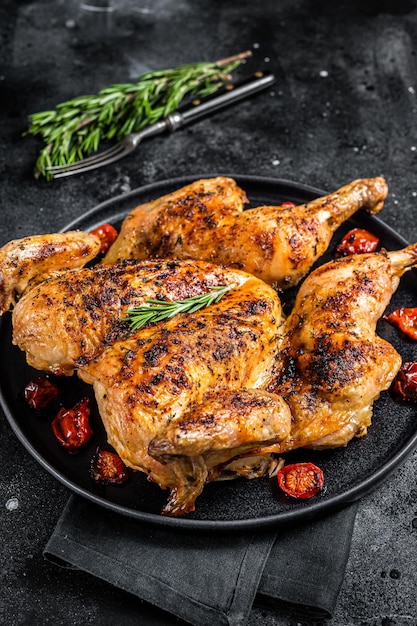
[1,1,417,624]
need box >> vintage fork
[46,71,276,179]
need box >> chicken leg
[103,176,388,287]
[268,243,417,452]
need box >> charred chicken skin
[0,231,100,314]
[103,176,388,287]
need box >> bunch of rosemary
[26,51,251,179]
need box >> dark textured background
[1,1,417,624]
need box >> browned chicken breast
[12,255,291,515]
[103,176,388,286]
[78,274,291,516]
[0,231,100,314]
[268,244,417,452]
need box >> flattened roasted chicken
[103,176,388,286]
[1,178,413,516]
[11,255,291,515]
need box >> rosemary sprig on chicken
[124,285,233,330]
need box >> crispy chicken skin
[13,259,251,375]
[268,245,417,451]
[103,176,388,286]
[0,231,100,314]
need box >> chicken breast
[103,176,388,287]
[12,258,253,375]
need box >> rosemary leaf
[124,285,233,331]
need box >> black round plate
[1,174,417,531]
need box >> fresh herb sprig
[27,51,251,179]
[124,285,233,331]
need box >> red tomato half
[24,377,60,410]
[391,362,417,402]
[277,462,324,499]
[90,447,129,484]
[335,228,379,257]
[90,223,118,254]
[384,307,417,341]
[51,397,93,452]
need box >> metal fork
[46,71,276,179]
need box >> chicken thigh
[103,176,388,286]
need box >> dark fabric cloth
[44,495,358,625]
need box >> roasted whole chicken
[0,177,413,516]
[103,176,388,286]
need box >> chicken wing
[0,231,100,314]
[103,176,388,287]
[268,243,417,451]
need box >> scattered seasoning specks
[5,497,20,511]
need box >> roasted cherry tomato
[384,307,417,341]
[391,362,417,402]
[51,397,93,452]
[280,201,297,208]
[24,377,60,410]
[90,223,118,254]
[90,447,129,484]
[335,228,379,257]
[277,462,324,499]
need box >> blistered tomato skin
[90,447,129,484]
[391,362,417,402]
[51,397,93,452]
[90,223,118,254]
[277,462,324,499]
[335,228,379,257]
[24,377,60,410]
[385,308,417,341]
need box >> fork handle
[165,71,276,131]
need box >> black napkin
[44,495,358,625]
